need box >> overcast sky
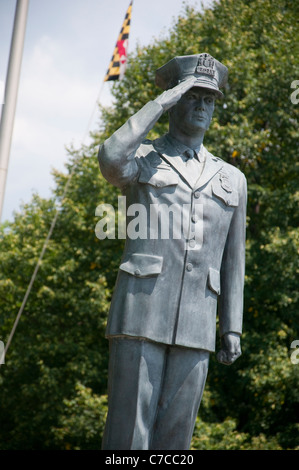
[0,0,214,222]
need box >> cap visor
[192,81,224,99]
[184,79,224,98]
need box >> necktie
[184,149,196,161]
[183,148,205,187]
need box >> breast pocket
[211,179,239,207]
[138,167,179,188]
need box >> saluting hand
[154,77,197,112]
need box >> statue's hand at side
[216,332,242,365]
[155,77,197,112]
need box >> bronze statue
[98,53,247,450]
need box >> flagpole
[0,0,29,222]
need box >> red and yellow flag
[104,1,133,81]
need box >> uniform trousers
[101,336,209,450]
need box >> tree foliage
[0,0,298,449]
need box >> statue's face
[169,87,215,135]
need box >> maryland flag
[104,1,133,81]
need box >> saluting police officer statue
[98,53,247,450]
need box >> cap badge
[196,54,215,77]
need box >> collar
[166,133,205,162]
[153,134,224,190]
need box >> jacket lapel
[153,136,192,185]
[194,148,223,190]
[153,135,223,190]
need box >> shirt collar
[166,133,205,162]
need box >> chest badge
[219,172,232,193]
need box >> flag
[104,1,133,82]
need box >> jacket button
[186,263,193,271]
[191,214,198,223]
[189,239,196,248]
[134,269,141,276]
[194,191,200,199]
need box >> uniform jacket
[98,101,247,352]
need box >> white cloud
[20,35,101,130]
[2,33,105,220]
[13,32,106,163]
[5,115,82,216]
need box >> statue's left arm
[217,172,247,365]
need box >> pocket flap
[120,253,163,277]
[212,180,239,207]
[138,168,179,187]
[208,267,221,295]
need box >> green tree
[0,0,298,449]
[0,144,121,448]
